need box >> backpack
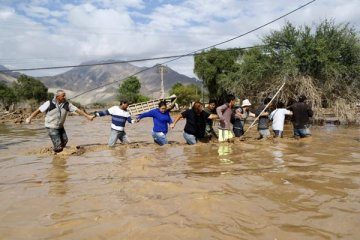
[230,106,243,124]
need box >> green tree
[233,20,360,121]
[12,74,48,102]
[118,76,149,103]
[169,82,200,106]
[137,95,150,102]
[0,81,16,108]
[193,19,360,122]
[194,48,243,102]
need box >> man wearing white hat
[232,99,255,137]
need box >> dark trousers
[47,128,68,152]
[233,120,244,137]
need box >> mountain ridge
[1,61,197,105]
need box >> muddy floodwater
[0,115,359,239]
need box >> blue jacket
[137,109,173,134]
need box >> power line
[1,0,316,100]
[69,0,316,100]
[0,45,263,73]
[68,45,265,100]
[1,0,315,74]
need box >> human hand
[169,123,175,129]
[25,117,31,124]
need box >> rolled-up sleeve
[68,103,78,112]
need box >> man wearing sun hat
[232,99,256,137]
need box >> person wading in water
[26,90,95,153]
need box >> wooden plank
[128,95,177,116]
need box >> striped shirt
[96,106,134,131]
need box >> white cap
[241,99,251,107]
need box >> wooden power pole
[157,64,167,99]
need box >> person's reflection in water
[217,144,233,165]
[48,156,69,196]
[185,145,226,177]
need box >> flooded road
[0,116,359,239]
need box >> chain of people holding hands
[26,89,313,153]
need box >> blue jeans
[47,127,68,152]
[233,127,244,137]
[152,131,168,145]
[233,120,244,137]
[108,128,129,146]
[273,130,283,138]
[183,131,197,145]
[258,129,270,139]
[294,128,311,138]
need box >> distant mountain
[0,65,20,84]
[39,60,197,105]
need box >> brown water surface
[0,116,359,239]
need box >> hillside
[39,60,197,104]
[0,65,20,84]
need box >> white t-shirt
[269,108,292,131]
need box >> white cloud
[0,7,14,19]
[0,0,359,79]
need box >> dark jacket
[288,102,313,128]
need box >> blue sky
[0,0,359,77]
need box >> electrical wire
[70,0,316,100]
[0,0,316,100]
[0,45,262,73]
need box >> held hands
[169,123,175,129]
[25,117,31,124]
[88,114,96,121]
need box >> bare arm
[170,114,183,129]
[249,112,256,118]
[234,108,244,119]
[75,109,95,121]
[208,114,218,120]
[260,111,269,117]
[26,109,41,124]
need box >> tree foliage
[193,19,360,122]
[0,81,16,108]
[118,76,149,103]
[12,74,49,102]
[169,82,200,106]
[0,75,50,109]
[194,48,243,102]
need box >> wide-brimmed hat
[241,99,251,107]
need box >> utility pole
[195,78,198,97]
[199,78,204,103]
[157,64,167,99]
[202,79,204,103]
